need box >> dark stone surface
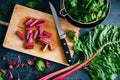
[0,0,120,80]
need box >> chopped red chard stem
[43,31,52,38]
[27,60,33,66]
[25,18,33,26]
[32,57,37,61]
[14,64,20,71]
[24,42,34,49]
[36,20,46,27]
[45,61,50,68]
[26,26,34,30]
[39,38,51,45]
[38,26,43,36]
[19,63,25,68]
[48,43,53,51]
[43,44,48,52]
[7,61,15,65]
[0,68,6,74]
[2,56,6,61]
[28,33,33,43]
[30,19,38,27]
[8,71,13,80]
[33,30,38,39]
[26,30,32,40]
[9,65,13,69]
[17,56,21,64]
[16,31,25,40]
[39,35,48,38]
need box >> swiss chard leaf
[74,24,120,80]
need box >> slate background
[0,0,120,80]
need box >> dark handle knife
[49,2,72,65]
[60,39,72,65]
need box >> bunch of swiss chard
[65,0,109,23]
[74,24,120,80]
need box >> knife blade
[49,2,72,65]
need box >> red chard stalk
[16,31,25,40]
[26,30,32,40]
[24,42,34,49]
[25,18,33,26]
[36,20,46,27]
[43,31,52,38]
[30,19,38,27]
[33,30,39,39]
[28,33,33,43]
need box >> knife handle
[60,39,72,65]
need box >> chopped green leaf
[67,31,78,42]
[0,72,4,80]
[26,0,36,8]
[35,59,46,72]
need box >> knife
[49,2,72,65]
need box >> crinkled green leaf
[74,24,120,80]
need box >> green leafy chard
[74,24,120,80]
[65,0,109,23]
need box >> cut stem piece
[43,44,49,52]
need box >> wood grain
[3,4,80,66]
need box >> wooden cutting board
[3,4,80,66]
